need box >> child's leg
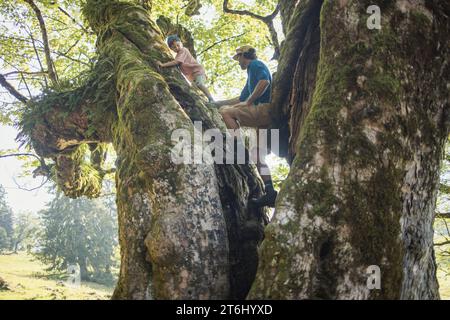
[194,75,214,102]
[198,83,214,102]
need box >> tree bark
[22,0,266,300]
[249,0,449,299]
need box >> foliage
[0,185,13,250]
[35,187,118,285]
[435,137,450,277]
[151,0,280,97]
[0,227,9,252]
[11,211,40,252]
[1,0,280,121]
[0,0,96,123]
[270,155,289,191]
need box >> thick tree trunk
[23,0,266,300]
[79,258,90,282]
[249,0,449,299]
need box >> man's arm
[246,80,270,106]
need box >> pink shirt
[175,47,205,82]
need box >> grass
[435,218,450,300]
[0,252,114,300]
[437,269,450,300]
[0,251,449,300]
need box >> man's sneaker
[249,189,278,208]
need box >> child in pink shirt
[157,35,214,102]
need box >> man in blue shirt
[214,45,277,208]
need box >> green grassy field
[0,251,449,300]
[437,269,450,300]
[0,252,113,300]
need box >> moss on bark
[249,0,448,299]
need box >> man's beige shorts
[219,103,273,129]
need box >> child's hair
[167,35,181,47]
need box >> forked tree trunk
[249,0,449,299]
[24,0,267,300]
[84,0,269,300]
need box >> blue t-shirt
[239,59,272,105]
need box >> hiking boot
[249,188,278,208]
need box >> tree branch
[198,32,246,56]
[53,50,91,67]
[0,153,41,160]
[62,38,81,56]
[437,212,450,219]
[19,73,33,100]
[223,0,280,59]
[4,71,48,77]
[0,34,42,45]
[434,240,450,247]
[0,74,28,104]
[0,153,51,179]
[439,183,450,194]
[57,6,93,35]
[23,23,48,88]
[24,0,59,87]
[12,176,49,192]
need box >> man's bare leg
[219,107,240,130]
[249,130,277,207]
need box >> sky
[0,125,53,213]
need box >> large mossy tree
[3,0,450,299]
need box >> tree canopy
[0,185,13,250]
[36,188,118,283]
[0,0,281,126]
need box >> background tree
[0,185,13,250]
[35,188,118,284]
[435,138,450,277]
[0,227,9,252]
[11,211,39,253]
